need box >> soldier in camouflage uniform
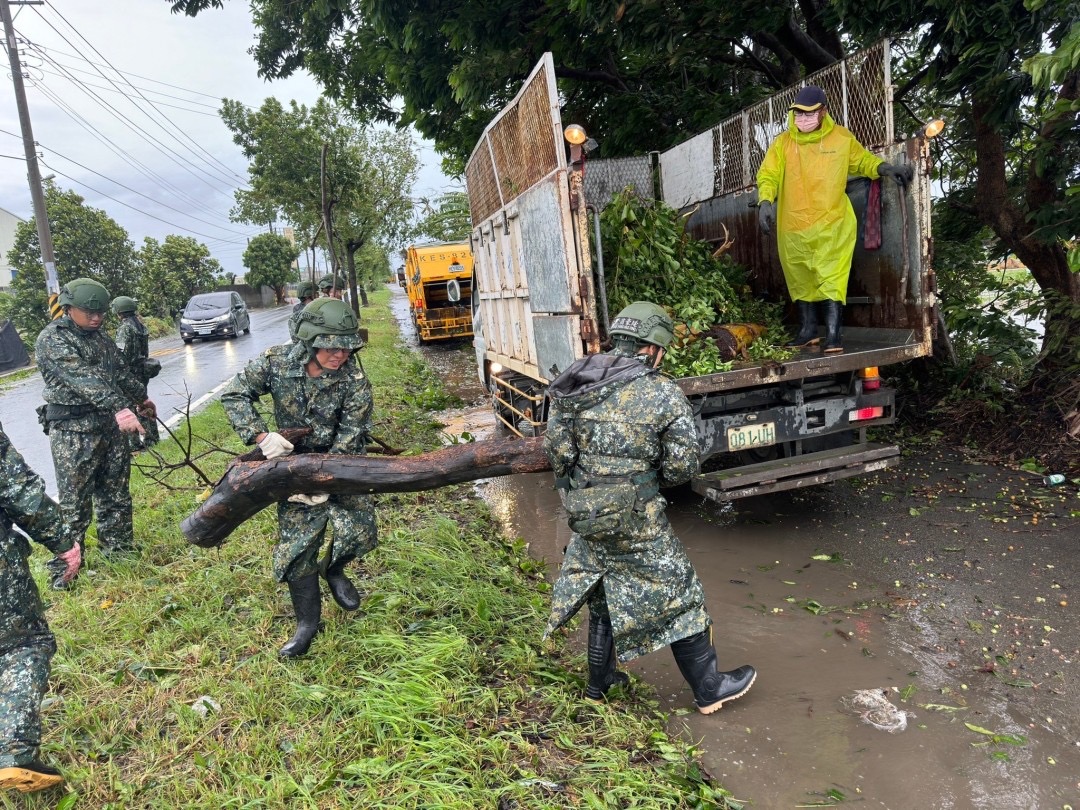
[317,273,346,300]
[543,301,756,714]
[287,280,317,342]
[221,297,376,658]
[34,279,151,578]
[111,296,162,446]
[0,424,81,793]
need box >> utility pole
[1,0,61,317]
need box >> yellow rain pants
[756,113,882,304]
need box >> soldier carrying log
[220,298,376,658]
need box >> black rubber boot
[584,613,630,701]
[325,561,361,612]
[823,300,844,354]
[785,301,819,347]
[279,574,322,658]
[670,629,756,715]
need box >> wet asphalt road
[0,304,294,495]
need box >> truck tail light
[850,406,884,422]
[859,366,881,390]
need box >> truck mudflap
[691,443,900,502]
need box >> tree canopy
[242,232,299,304]
[137,234,223,319]
[7,181,137,338]
[220,96,419,311]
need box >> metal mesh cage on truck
[465,61,563,225]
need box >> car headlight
[180,318,193,326]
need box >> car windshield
[188,294,232,311]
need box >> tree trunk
[181,436,552,548]
[346,241,368,311]
[972,78,1080,377]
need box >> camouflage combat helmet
[609,301,675,349]
[317,273,346,292]
[295,298,364,350]
[110,295,138,315]
[296,280,317,300]
[58,277,110,312]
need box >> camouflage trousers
[544,499,711,662]
[50,425,134,553]
[0,537,56,768]
[274,494,377,582]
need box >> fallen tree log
[182,436,552,548]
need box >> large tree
[219,96,418,313]
[243,232,299,304]
[137,234,223,319]
[7,181,136,340]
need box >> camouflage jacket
[221,342,373,454]
[0,422,72,555]
[115,315,156,384]
[35,315,147,429]
[545,352,700,490]
[542,351,709,660]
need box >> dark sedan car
[179,291,251,343]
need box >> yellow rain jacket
[756,113,882,303]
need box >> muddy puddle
[478,475,1079,809]
[390,283,1080,808]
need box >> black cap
[790,85,827,111]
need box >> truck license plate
[727,422,776,451]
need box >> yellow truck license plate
[727,422,776,450]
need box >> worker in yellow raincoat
[756,85,912,353]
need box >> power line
[39,160,254,245]
[42,3,247,183]
[22,12,240,193]
[11,80,239,222]
[34,66,221,116]
[31,43,237,103]
[29,57,223,109]
[39,141,258,238]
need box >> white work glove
[287,493,330,506]
[257,432,294,459]
[115,408,145,434]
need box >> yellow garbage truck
[402,242,474,342]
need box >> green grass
[7,288,742,810]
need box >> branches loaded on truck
[465,43,937,502]
[402,242,474,342]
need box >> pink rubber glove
[116,408,145,434]
[56,542,82,585]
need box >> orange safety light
[858,367,881,391]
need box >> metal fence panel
[583,154,653,209]
[661,40,893,206]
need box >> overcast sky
[0,0,453,278]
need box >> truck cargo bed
[677,326,927,396]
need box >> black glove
[758,200,776,235]
[878,162,914,188]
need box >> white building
[0,207,26,291]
